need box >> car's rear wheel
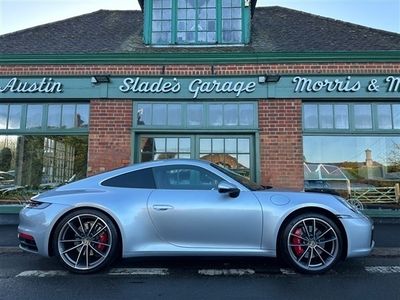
[53,209,118,274]
[281,213,343,274]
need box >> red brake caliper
[291,228,305,256]
[97,232,108,251]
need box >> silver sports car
[18,159,374,274]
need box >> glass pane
[8,105,22,129]
[238,138,250,153]
[48,105,61,128]
[0,105,8,129]
[334,105,349,129]
[238,154,250,169]
[167,104,182,126]
[377,105,392,129]
[152,104,167,125]
[303,104,318,129]
[303,135,400,208]
[200,138,211,153]
[354,104,372,129]
[319,105,333,129]
[0,135,88,198]
[166,138,178,152]
[179,138,191,152]
[137,104,151,125]
[154,138,165,152]
[140,137,155,162]
[225,139,236,153]
[239,104,254,126]
[212,139,224,153]
[393,105,400,129]
[61,105,75,129]
[76,104,89,128]
[224,104,238,126]
[187,104,203,126]
[26,105,43,129]
[209,105,223,126]
[179,153,191,159]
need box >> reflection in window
[48,105,62,128]
[151,0,244,45]
[354,104,372,129]
[0,105,8,129]
[334,105,349,129]
[8,105,22,129]
[199,137,250,177]
[140,137,192,162]
[319,105,333,129]
[0,135,88,201]
[135,102,256,128]
[303,135,400,209]
[26,105,43,130]
[61,105,75,129]
[153,165,222,190]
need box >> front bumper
[341,216,374,258]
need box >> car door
[147,164,263,249]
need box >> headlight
[333,195,358,213]
[25,200,51,209]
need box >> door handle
[152,205,174,211]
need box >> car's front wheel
[280,213,343,274]
[53,209,119,274]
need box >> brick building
[1,1,400,211]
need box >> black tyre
[53,209,119,274]
[280,213,343,274]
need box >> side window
[101,168,156,188]
[153,165,222,190]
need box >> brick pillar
[87,100,132,176]
[259,99,304,190]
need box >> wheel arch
[276,207,348,261]
[48,206,123,258]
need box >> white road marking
[198,269,255,276]
[365,266,400,274]
[108,268,169,276]
[16,270,69,277]
[280,268,297,275]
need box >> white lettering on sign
[292,76,361,93]
[386,76,400,92]
[188,79,256,99]
[119,77,257,99]
[0,77,63,93]
[119,77,181,93]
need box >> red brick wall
[259,99,304,190]
[1,62,400,75]
[87,100,132,176]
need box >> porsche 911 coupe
[18,159,374,274]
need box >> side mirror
[218,181,240,198]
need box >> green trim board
[1,51,399,65]
[1,75,400,100]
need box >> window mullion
[216,0,222,43]
[171,0,177,44]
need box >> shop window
[0,135,88,204]
[303,135,400,209]
[303,101,400,211]
[303,103,400,132]
[0,103,89,133]
[136,102,256,129]
[147,0,249,45]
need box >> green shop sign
[0,75,399,100]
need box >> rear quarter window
[101,168,156,188]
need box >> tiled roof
[1,6,399,55]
